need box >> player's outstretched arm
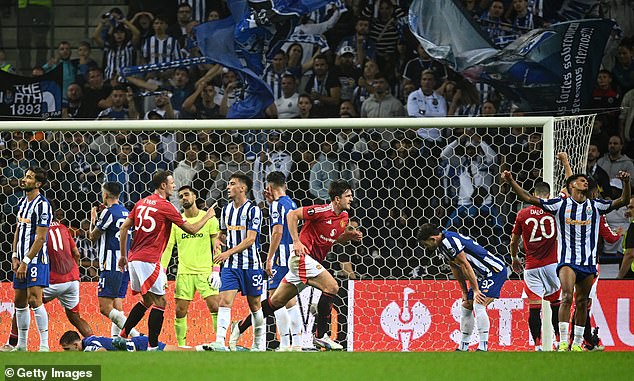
[510,233,523,274]
[501,170,541,206]
[611,171,631,209]
[336,226,363,244]
[556,152,573,178]
[181,204,217,235]
[287,208,308,256]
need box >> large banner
[0,66,62,119]
[350,280,634,351]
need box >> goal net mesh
[0,115,596,351]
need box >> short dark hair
[102,181,122,197]
[314,54,328,63]
[417,223,441,242]
[266,171,286,188]
[328,180,352,201]
[59,330,81,346]
[565,173,588,194]
[152,170,172,190]
[230,172,253,193]
[27,167,48,188]
[112,84,127,92]
[178,185,197,197]
[533,182,550,197]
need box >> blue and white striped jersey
[220,200,262,270]
[540,197,613,267]
[142,35,182,65]
[269,195,297,267]
[16,194,52,264]
[95,203,130,271]
[438,231,505,278]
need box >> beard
[182,201,192,209]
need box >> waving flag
[408,0,614,113]
[0,65,62,119]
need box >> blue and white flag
[408,0,614,114]
[0,65,62,119]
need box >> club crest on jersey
[586,206,592,215]
[271,211,280,219]
[340,220,346,228]
[307,208,315,216]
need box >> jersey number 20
[525,216,556,242]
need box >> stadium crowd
[1,0,634,282]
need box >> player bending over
[502,169,630,351]
[59,330,211,352]
[418,224,508,352]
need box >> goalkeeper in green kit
[161,185,221,346]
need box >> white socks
[252,309,265,350]
[215,307,231,345]
[274,307,291,348]
[108,309,140,337]
[572,325,585,346]
[32,305,49,350]
[15,307,30,349]
[473,303,490,351]
[459,306,474,351]
[286,304,303,347]
[559,322,570,344]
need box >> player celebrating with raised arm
[235,180,363,351]
[229,171,303,351]
[502,169,630,351]
[11,167,52,352]
[510,181,561,351]
[208,173,265,352]
[89,182,140,339]
[114,171,216,351]
[161,185,220,346]
[417,224,507,352]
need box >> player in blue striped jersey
[12,167,52,351]
[89,182,139,339]
[229,171,303,351]
[418,224,508,352]
[209,173,266,351]
[502,169,631,351]
[59,330,212,352]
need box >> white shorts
[43,280,80,311]
[522,263,560,300]
[128,261,166,296]
[283,253,326,292]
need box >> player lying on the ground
[59,330,211,352]
[417,224,508,351]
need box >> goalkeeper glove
[208,265,222,289]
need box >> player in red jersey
[113,171,216,350]
[510,181,561,351]
[1,210,93,351]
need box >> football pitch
[1,352,630,381]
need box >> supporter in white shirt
[407,69,447,143]
[273,73,300,119]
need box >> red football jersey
[299,203,349,263]
[47,221,80,284]
[127,194,186,263]
[599,215,620,244]
[512,205,558,269]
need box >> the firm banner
[349,280,634,351]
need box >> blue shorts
[219,268,264,297]
[267,264,289,290]
[468,267,508,300]
[98,270,130,299]
[129,336,166,351]
[13,262,49,289]
[557,263,597,281]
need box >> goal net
[0,115,596,351]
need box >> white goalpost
[0,115,595,351]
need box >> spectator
[104,142,140,204]
[43,41,77,98]
[352,59,379,112]
[590,69,620,131]
[126,67,193,112]
[83,67,112,118]
[402,44,447,89]
[272,73,300,119]
[335,46,362,101]
[480,0,513,48]
[509,0,543,33]
[360,72,406,118]
[621,87,634,153]
[590,116,611,155]
[362,0,407,81]
[213,68,240,115]
[295,93,315,119]
[597,135,634,180]
[77,219,98,281]
[81,162,107,206]
[613,42,634,95]
[172,143,203,201]
[252,132,293,207]
[192,151,223,205]
[97,86,136,120]
[339,100,358,118]
[286,43,313,76]
[135,134,170,199]
[462,0,484,20]
[603,180,630,259]
[182,80,221,118]
[337,16,376,66]
[309,133,351,203]
[2,140,30,181]
[304,55,341,117]
[61,83,92,119]
[167,2,193,42]
[586,143,612,198]
[141,14,183,64]
[263,50,293,100]
[72,41,98,85]
[207,140,252,204]
[408,70,447,155]
[92,17,140,83]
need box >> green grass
[1,352,631,381]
